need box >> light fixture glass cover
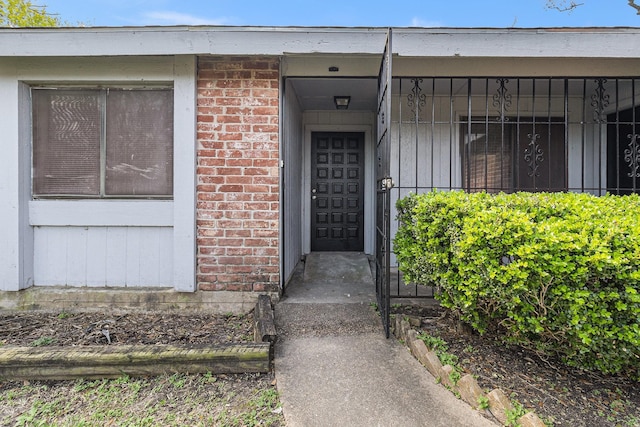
[334,96,351,110]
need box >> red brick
[224,192,252,201]
[253,176,279,185]
[243,115,269,124]
[253,211,278,220]
[198,158,225,167]
[224,88,251,97]
[224,210,251,219]
[254,229,279,238]
[219,131,243,140]
[225,141,252,150]
[253,159,278,167]
[244,202,270,211]
[225,176,252,185]
[197,193,221,202]
[216,202,244,210]
[198,176,225,185]
[216,167,243,175]
[199,283,225,291]
[215,80,242,89]
[197,56,280,293]
[226,247,253,256]
[218,185,242,193]
[253,193,279,202]
[217,238,244,247]
[225,283,253,291]
[243,61,271,70]
[198,264,226,274]
[252,106,278,116]
[254,71,278,80]
[226,265,254,274]
[198,141,224,149]
[224,124,252,133]
[217,274,245,284]
[225,159,253,167]
[225,229,251,238]
[244,238,277,247]
[253,247,279,256]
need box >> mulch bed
[393,304,640,427]
[0,310,254,347]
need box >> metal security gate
[375,30,393,338]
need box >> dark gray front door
[311,132,364,251]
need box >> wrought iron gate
[375,30,393,338]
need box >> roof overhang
[1,26,640,59]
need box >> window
[607,106,640,194]
[461,118,566,193]
[32,87,174,198]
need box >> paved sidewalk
[273,252,495,427]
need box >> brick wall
[196,56,280,293]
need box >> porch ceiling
[289,78,378,111]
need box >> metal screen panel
[390,77,640,295]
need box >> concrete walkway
[274,252,495,427]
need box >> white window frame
[31,85,175,200]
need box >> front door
[311,132,364,251]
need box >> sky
[40,0,640,28]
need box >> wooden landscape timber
[0,343,271,380]
[0,296,278,381]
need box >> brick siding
[196,56,280,292]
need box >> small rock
[487,388,514,426]
[410,339,443,378]
[439,365,456,389]
[517,411,546,427]
[406,315,422,327]
[457,374,484,409]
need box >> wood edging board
[0,342,271,380]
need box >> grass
[30,336,56,347]
[0,373,284,426]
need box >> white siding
[282,80,304,285]
[34,226,173,287]
[0,56,196,291]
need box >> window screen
[32,90,102,196]
[32,87,173,198]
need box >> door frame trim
[303,124,374,255]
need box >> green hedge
[394,191,640,378]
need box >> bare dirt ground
[2,307,639,426]
[393,304,640,427]
[0,310,285,427]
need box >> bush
[394,191,640,378]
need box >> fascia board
[0,26,388,57]
[392,28,640,59]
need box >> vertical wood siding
[33,226,173,287]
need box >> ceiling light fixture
[334,96,351,110]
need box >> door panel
[311,132,364,251]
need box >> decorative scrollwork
[407,78,426,120]
[524,133,543,177]
[492,78,512,122]
[591,78,610,123]
[624,134,640,178]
